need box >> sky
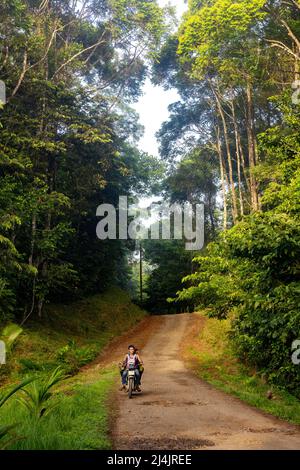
[133,0,188,158]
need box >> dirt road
[111,313,300,450]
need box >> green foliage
[173,242,245,317]
[1,288,146,383]
[151,0,300,398]
[17,367,67,419]
[1,368,116,450]
[0,280,15,322]
[144,239,195,313]
[0,377,36,449]
[189,314,300,425]
[0,377,35,409]
[178,0,266,77]
[0,288,145,449]
[0,0,169,321]
[18,358,43,373]
[175,95,300,395]
[178,0,267,79]
[56,340,98,374]
[1,323,23,353]
[0,323,23,374]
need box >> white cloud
[133,0,188,157]
[134,79,179,157]
[158,0,187,19]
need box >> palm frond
[0,377,36,408]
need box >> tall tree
[0,0,169,321]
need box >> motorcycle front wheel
[128,377,134,399]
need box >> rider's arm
[118,357,125,368]
[136,353,143,365]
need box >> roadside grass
[0,287,145,449]
[0,287,146,383]
[188,313,300,426]
[0,368,117,449]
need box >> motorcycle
[127,363,137,399]
[119,361,144,398]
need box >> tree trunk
[237,133,250,194]
[37,298,44,319]
[29,212,37,266]
[208,192,216,236]
[214,91,239,223]
[230,101,244,217]
[245,80,259,212]
[215,125,227,231]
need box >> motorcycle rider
[119,345,143,392]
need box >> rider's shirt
[126,353,138,369]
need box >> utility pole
[139,240,143,303]
[0,80,6,106]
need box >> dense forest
[1,0,300,400]
[0,0,168,321]
[147,0,300,396]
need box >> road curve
[112,313,300,450]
